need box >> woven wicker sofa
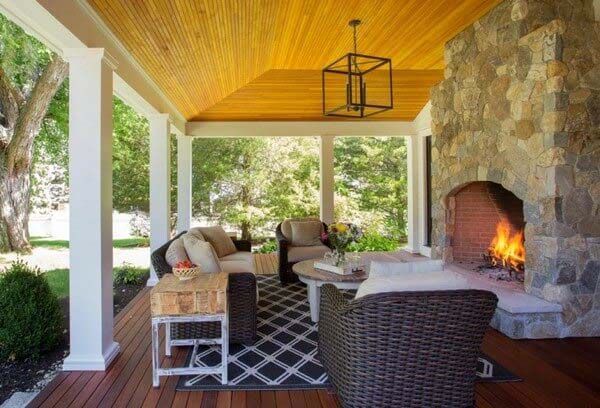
[318,284,498,408]
[151,232,257,345]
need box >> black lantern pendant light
[322,19,393,118]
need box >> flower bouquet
[321,222,363,266]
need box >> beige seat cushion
[198,226,237,258]
[287,245,331,263]
[290,221,323,246]
[165,237,189,267]
[182,232,222,273]
[220,251,254,263]
[220,259,256,274]
[280,217,322,241]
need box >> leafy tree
[0,14,68,252]
[192,137,319,240]
[334,137,408,240]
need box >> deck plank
[27,272,600,408]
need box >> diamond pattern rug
[177,275,519,391]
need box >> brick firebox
[448,182,524,264]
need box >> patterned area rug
[177,275,519,391]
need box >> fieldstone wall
[430,0,600,337]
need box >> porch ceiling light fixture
[322,19,393,118]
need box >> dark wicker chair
[276,221,330,284]
[150,231,257,345]
[318,285,498,408]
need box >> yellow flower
[336,223,348,233]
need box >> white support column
[63,48,119,371]
[177,135,193,233]
[319,135,335,224]
[148,114,171,286]
[405,135,421,254]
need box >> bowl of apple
[172,260,202,280]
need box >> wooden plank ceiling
[89,0,500,121]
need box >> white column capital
[63,48,118,70]
[148,113,171,123]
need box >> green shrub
[113,264,148,285]
[348,233,400,252]
[254,239,278,254]
[0,260,63,361]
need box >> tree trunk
[0,56,67,253]
[240,221,251,242]
[0,163,31,252]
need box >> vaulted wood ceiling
[89,0,500,121]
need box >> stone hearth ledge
[445,264,562,314]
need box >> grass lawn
[30,236,150,249]
[43,266,149,298]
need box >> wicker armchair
[276,220,331,284]
[318,285,498,408]
[151,232,257,345]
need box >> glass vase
[332,248,346,267]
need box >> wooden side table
[150,273,229,387]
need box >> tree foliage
[192,137,320,240]
[335,137,408,240]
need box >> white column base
[401,245,421,254]
[147,273,160,287]
[63,341,120,371]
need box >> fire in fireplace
[481,220,525,281]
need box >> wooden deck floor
[30,254,600,407]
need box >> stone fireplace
[430,0,600,337]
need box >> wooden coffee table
[293,258,367,322]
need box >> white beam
[414,101,432,256]
[149,114,172,286]
[186,121,415,138]
[405,136,421,254]
[320,135,335,224]
[177,135,193,233]
[63,48,119,371]
[0,0,186,134]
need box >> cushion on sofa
[198,226,237,258]
[369,259,444,279]
[186,227,206,241]
[220,260,256,274]
[290,220,323,246]
[280,217,322,241]
[182,233,222,273]
[287,245,331,263]
[355,270,470,299]
[220,251,254,263]
[165,237,190,267]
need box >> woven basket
[172,266,202,280]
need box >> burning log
[479,220,525,282]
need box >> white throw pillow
[165,237,190,267]
[355,270,469,299]
[369,259,445,278]
[182,232,222,273]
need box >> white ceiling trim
[186,121,416,138]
